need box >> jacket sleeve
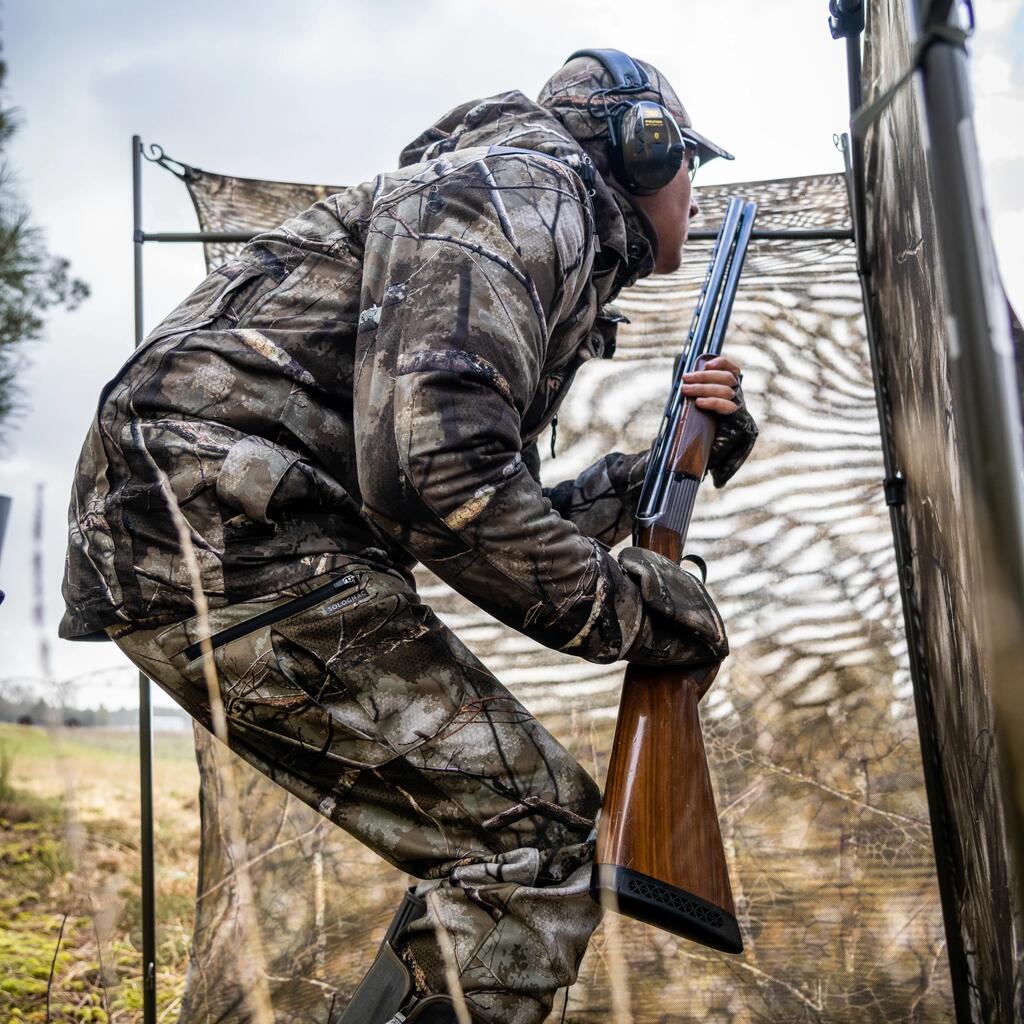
[523,442,648,548]
[354,154,643,662]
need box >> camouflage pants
[114,561,603,1024]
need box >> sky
[0,0,1021,711]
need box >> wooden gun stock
[591,376,742,955]
[592,660,741,953]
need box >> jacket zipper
[183,573,360,662]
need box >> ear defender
[614,100,687,195]
[565,48,720,196]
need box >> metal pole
[830,0,869,269]
[140,230,256,243]
[0,495,10,557]
[845,38,869,272]
[916,0,1024,890]
[0,494,10,607]
[132,134,158,1024]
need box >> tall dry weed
[425,889,472,1024]
[155,468,274,1024]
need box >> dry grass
[0,713,636,1024]
[0,721,199,1023]
[0,698,954,1023]
[155,467,273,1024]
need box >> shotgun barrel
[590,196,757,954]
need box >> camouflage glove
[620,448,650,508]
[539,448,650,548]
[707,375,758,488]
[618,547,729,666]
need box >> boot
[338,887,494,1024]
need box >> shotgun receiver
[591,196,757,954]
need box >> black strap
[565,48,650,91]
[682,553,708,585]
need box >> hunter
[61,50,757,1024]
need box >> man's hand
[681,355,744,414]
[682,355,758,488]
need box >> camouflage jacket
[60,92,745,661]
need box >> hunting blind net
[172,168,948,1022]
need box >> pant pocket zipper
[183,574,360,662]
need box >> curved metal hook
[141,142,200,183]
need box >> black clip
[828,0,864,39]
[883,474,906,506]
[578,153,597,187]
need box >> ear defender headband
[565,48,734,195]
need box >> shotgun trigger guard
[681,553,708,584]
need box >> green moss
[0,915,78,1022]
[0,730,194,1023]
[0,787,97,1021]
[110,982,143,1013]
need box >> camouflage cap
[537,51,733,167]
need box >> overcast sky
[1,0,1021,710]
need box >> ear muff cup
[611,100,687,195]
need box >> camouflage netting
[861,0,1023,1019]
[168,163,956,1021]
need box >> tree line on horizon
[0,687,188,727]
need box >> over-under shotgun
[591,196,757,954]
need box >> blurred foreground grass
[0,721,199,1023]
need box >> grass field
[0,721,200,1023]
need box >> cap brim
[681,126,734,163]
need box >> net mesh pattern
[169,165,954,1021]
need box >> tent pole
[132,134,158,1024]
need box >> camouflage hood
[399,90,656,292]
